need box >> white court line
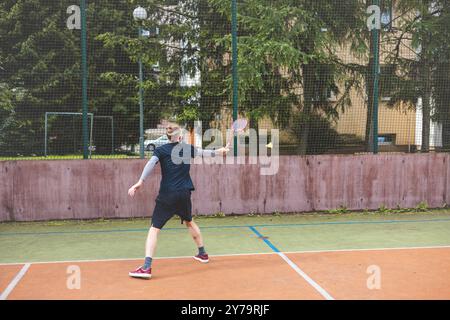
[0,245,450,266]
[248,226,334,300]
[278,245,450,301]
[277,251,334,300]
[0,263,31,300]
[0,252,276,266]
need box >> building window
[378,134,396,146]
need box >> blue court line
[248,226,280,253]
[1,218,450,236]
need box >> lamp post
[371,0,380,154]
[133,6,147,159]
[231,0,238,157]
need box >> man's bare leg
[186,220,209,263]
[129,226,160,278]
[145,226,160,258]
[186,220,204,247]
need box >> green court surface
[1,211,450,264]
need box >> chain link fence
[1,0,450,160]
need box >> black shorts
[151,190,193,229]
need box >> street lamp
[133,6,147,20]
[133,6,147,159]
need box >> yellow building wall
[333,89,416,146]
[331,6,417,147]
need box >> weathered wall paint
[0,154,447,221]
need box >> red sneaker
[194,253,209,263]
[129,266,152,279]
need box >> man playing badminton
[127,123,229,279]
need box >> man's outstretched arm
[194,147,229,158]
[128,156,159,197]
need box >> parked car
[144,135,170,151]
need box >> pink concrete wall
[0,161,15,221]
[0,154,448,222]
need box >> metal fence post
[372,0,380,154]
[232,0,238,156]
[81,0,89,159]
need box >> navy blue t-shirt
[153,142,197,193]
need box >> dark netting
[1,0,450,159]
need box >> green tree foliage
[0,83,20,154]
[3,0,449,157]
[95,0,229,134]
[0,0,81,155]
[208,0,368,154]
[0,0,368,156]
[383,0,450,151]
